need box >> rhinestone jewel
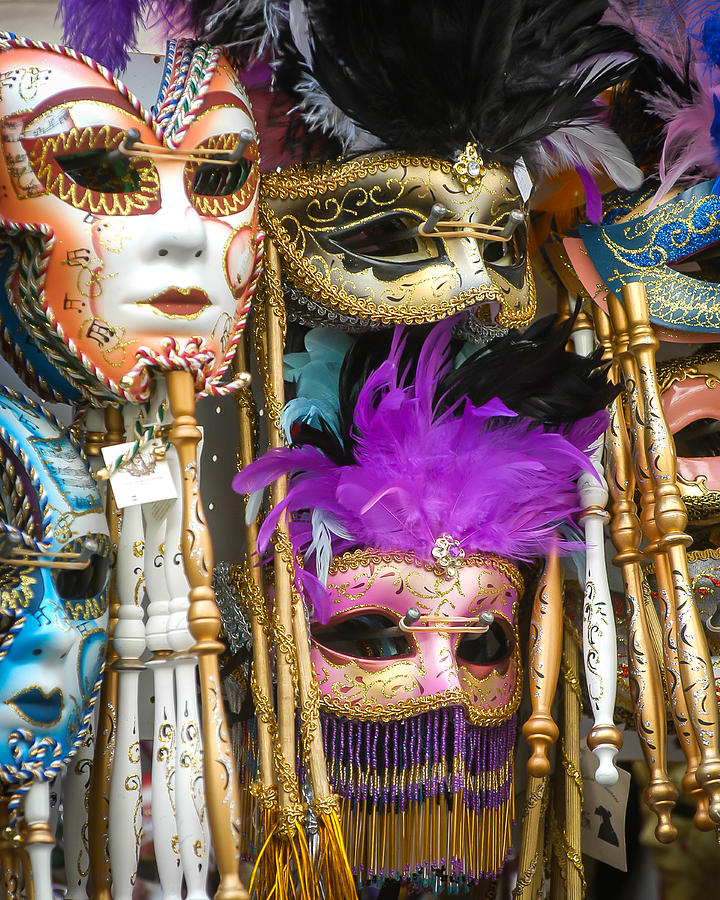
[452,142,486,194]
[431,534,466,579]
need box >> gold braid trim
[232,561,273,639]
[548,805,587,895]
[560,658,584,706]
[313,794,340,817]
[250,782,278,811]
[252,272,285,433]
[275,802,308,841]
[560,739,584,796]
[512,777,549,899]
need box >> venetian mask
[0,389,110,783]
[654,349,720,526]
[0,36,262,403]
[263,153,534,331]
[569,179,720,336]
[305,549,521,885]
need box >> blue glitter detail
[580,179,720,333]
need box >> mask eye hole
[483,221,526,268]
[668,241,720,281]
[55,149,141,193]
[456,620,511,666]
[673,417,720,459]
[0,608,15,640]
[191,158,251,197]
[312,613,412,659]
[54,552,110,601]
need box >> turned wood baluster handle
[523,552,563,777]
[166,369,249,900]
[88,405,124,900]
[607,291,711,829]
[622,282,720,825]
[571,304,623,786]
[234,337,277,798]
[594,305,678,842]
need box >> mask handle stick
[108,498,146,900]
[165,367,250,900]
[61,411,112,900]
[511,775,549,899]
[233,335,279,876]
[523,551,563,776]
[0,796,21,899]
[88,405,125,900]
[570,300,623,786]
[143,497,185,900]
[260,239,355,895]
[623,281,720,825]
[594,304,678,842]
[607,291,712,830]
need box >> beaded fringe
[321,707,517,890]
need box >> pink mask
[310,549,522,886]
[0,37,262,402]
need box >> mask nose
[141,171,207,263]
[415,633,461,693]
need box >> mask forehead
[264,154,533,328]
[0,39,262,403]
[310,550,521,723]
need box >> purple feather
[57,0,190,72]
[234,325,607,621]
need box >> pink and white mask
[0,36,262,402]
[310,549,521,724]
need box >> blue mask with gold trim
[0,390,110,785]
[580,179,720,334]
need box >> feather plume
[265,0,639,166]
[233,320,612,621]
[57,0,189,72]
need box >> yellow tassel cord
[336,740,514,884]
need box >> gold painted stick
[523,553,563,777]
[622,281,720,824]
[606,292,711,829]
[561,623,584,900]
[594,305,677,842]
[0,796,20,900]
[233,337,277,812]
[261,242,355,896]
[165,369,249,900]
[88,405,124,900]
[511,776,548,900]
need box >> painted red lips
[142,288,211,318]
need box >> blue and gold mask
[580,179,720,334]
[0,390,110,786]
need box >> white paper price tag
[580,743,629,871]
[101,439,177,509]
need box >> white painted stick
[62,719,95,899]
[108,503,145,900]
[23,781,53,900]
[143,507,183,900]
[573,310,621,786]
[164,446,210,900]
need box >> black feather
[277,0,637,165]
[290,315,617,462]
[440,314,619,424]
